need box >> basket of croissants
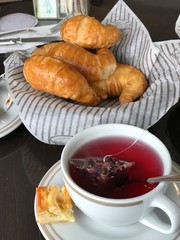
[23,14,148,107]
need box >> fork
[0,11,73,37]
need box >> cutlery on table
[0,36,61,45]
[0,11,73,37]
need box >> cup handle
[140,194,180,234]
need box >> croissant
[32,42,117,82]
[90,64,148,104]
[60,15,121,49]
[23,55,100,106]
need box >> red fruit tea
[69,136,163,199]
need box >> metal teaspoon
[146,173,180,183]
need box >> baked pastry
[23,55,100,106]
[60,15,121,49]
[90,64,148,104]
[36,185,75,224]
[32,42,117,82]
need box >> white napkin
[4,0,180,145]
[0,24,60,54]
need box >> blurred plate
[0,77,21,138]
[0,13,38,34]
[34,161,180,240]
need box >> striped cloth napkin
[4,0,180,145]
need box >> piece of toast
[36,185,75,224]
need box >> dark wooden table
[0,1,179,239]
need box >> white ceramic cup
[61,124,180,234]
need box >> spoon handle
[147,173,180,183]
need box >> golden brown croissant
[60,15,121,49]
[23,55,100,106]
[36,185,75,224]
[90,64,148,104]
[32,42,117,82]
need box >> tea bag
[69,157,135,185]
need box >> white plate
[0,13,38,34]
[34,161,180,240]
[0,78,21,138]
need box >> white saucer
[0,78,21,138]
[34,161,180,240]
[0,13,38,33]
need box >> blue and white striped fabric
[4,0,180,145]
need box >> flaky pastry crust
[90,64,148,104]
[23,55,100,106]
[32,42,117,82]
[36,185,75,224]
[60,15,121,49]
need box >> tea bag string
[103,129,146,162]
